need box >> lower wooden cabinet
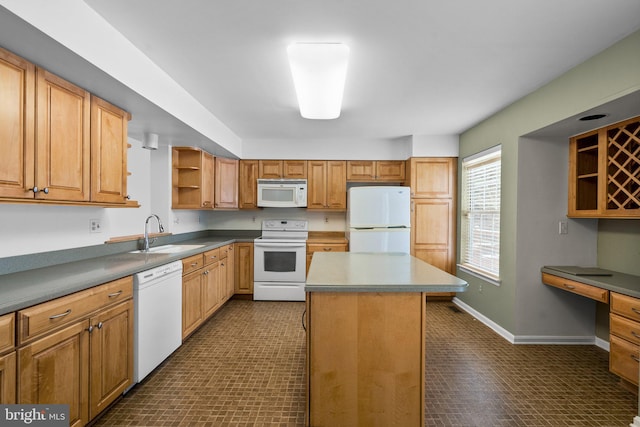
[0,312,16,404]
[19,320,89,427]
[182,246,235,339]
[234,242,254,295]
[0,351,16,404]
[88,300,134,419]
[17,281,133,427]
[610,292,640,385]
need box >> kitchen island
[305,252,468,427]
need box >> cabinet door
[409,158,456,198]
[0,352,16,404]
[182,270,203,339]
[19,320,89,427]
[376,161,405,181]
[215,157,239,209]
[238,160,258,209]
[36,67,90,202]
[219,259,228,305]
[202,262,220,319]
[411,198,455,274]
[201,152,215,208]
[234,243,254,294]
[90,96,130,204]
[225,245,235,300]
[283,160,307,178]
[89,300,133,419]
[307,161,328,209]
[259,160,283,178]
[346,161,375,181]
[568,130,601,217]
[0,47,35,199]
[326,161,346,209]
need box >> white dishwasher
[132,260,183,384]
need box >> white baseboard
[451,297,605,348]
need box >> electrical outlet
[324,216,329,223]
[89,219,102,233]
[559,221,568,234]
[478,284,483,293]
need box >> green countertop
[0,233,259,315]
[306,252,468,293]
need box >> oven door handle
[255,242,306,249]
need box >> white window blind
[460,146,501,282]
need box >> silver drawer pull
[49,309,71,320]
[632,331,640,339]
[191,262,199,267]
[323,248,332,251]
[631,354,640,363]
[563,284,576,290]
[108,291,123,298]
[632,308,640,315]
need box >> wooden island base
[306,291,426,426]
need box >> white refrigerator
[346,186,411,253]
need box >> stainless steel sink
[129,244,205,254]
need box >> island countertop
[305,252,468,293]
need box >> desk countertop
[542,266,640,298]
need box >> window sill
[457,264,501,286]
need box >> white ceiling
[82,0,640,142]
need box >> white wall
[242,134,458,160]
[514,136,598,340]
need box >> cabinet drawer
[610,334,639,385]
[18,276,133,343]
[0,313,15,354]
[203,248,220,266]
[307,244,347,254]
[611,292,640,321]
[182,254,204,275]
[541,273,608,303]
[610,313,640,345]
[220,244,231,259]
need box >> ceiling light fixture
[287,42,350,120]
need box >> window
[460,146,501,283]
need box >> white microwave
[257,179,307,208]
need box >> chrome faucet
[143,214,164,252]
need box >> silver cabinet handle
[191,262,199,267]
[632,308,640,315]
[323,248,332,251]
[631,354,640,363]
[108,291,123,298]
[87,325,94,333]
[30,186,48,194]
[49,309,71,320]
[563,284,576,290]
[632,331,640,339]
[97,322,103,329]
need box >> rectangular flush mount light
[287,43,349,119]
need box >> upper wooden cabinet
[90,96,131,204]
[172,147,239,210]
[307,160,346,210]
[569,116,640,218]
[0,47,134,207]
[172,147,213,209]
[406,157,456,198]
[215,157,239,209]
[0,47,35,200]
[238,160,259,209]
[346,160,405,182]
[36,67,91,202]
[259,160,307,178]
